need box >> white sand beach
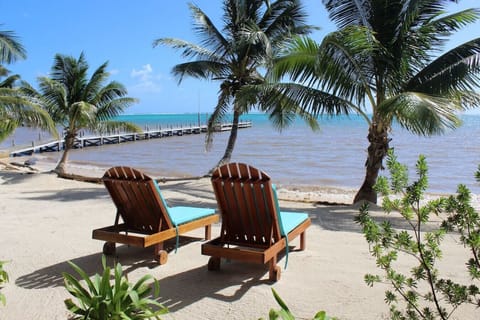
[0,160,478,319]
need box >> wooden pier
[9,121,252,157]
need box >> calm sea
[2,113,480,194]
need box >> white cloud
[109,69,120,75]
[130,64,162,93]
[131,64,152,79]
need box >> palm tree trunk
[54,133,75,175]
[214,110,240,169]
[353,122,390,204]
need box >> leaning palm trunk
[353,122,390,203]
[54,133,75,175]
[214,111,240,170]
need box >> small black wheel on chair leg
[207,257,221,271]
[103,242,116,255]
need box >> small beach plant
[0,260,9,306]
[259,288,338,320]
[355,150,480,319]
[63,255,167,320]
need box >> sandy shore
[0,160,478,319]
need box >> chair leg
[103,242,116,255]
[268,256,281,281]
[300,231,306,251]
[154,242,168,265]
[207,257,221,271]
[205,224,212,240]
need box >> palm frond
[153,38,222,61]
[93,81,129,106]
[0,28,26,64]
[452,90,480,110]
[190,3,230,55]
[316,27,379,106]
[400,8,480,75]
[322,0,371,29]
[0,74,20,88]
[429,8,480,37]
[0,116,18,141]
[266,97,320,131]
[69,101,97,129]
[239,22,272,63]
[260,0,313,42]
[172,61,230,84]
[406,38,480,94]
[84,61,110,101]
[35,77,69,122]
[271,36,320,84]
[252,82,363,117]
[95,97,139,121]
[379,92,463,136]
[92,120,142,135]
[0,89,58,140]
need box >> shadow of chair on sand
[15,235,203,289]
[156,262,270,313]
[15,236,282,314]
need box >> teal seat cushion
[278,211,309,236]
[271,184,308,236]
[168,206,216,226]
[154,181,214,226]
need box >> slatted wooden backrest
[211,163,282,248]
[102,166,173,233]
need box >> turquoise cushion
[272,184,308,236]
[168,206,216,226]
[154,181,215,226]
[278,211,309,236]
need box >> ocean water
[2,113,480,194]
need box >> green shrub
[260,288,338,320]
[442,169,480,282]
[355,150,480,319]
[0,260,9,306]
[63,255,167,319]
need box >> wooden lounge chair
[92,166,219,264]
[201,163,311,281]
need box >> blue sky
[2,0,480,114]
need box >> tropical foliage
[271,0,480,203]
[356,150,480,319]
[63,255,167,320]
[20,53,139,174]
[0,260,8,306]
[155,0,320,168]
[0,27,56,142]
[259,288,338,320]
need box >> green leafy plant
[355,149,480,319]
[259,288,337,320]
[0,260,9,306]
[442,167,480,282]
[63,255,167,319]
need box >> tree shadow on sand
[15,236,202,289]
[306,202,443,233]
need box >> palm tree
[271,0,480,203]
[0,28,56,142]
[154,0,319,169]
[20,53,140,175]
